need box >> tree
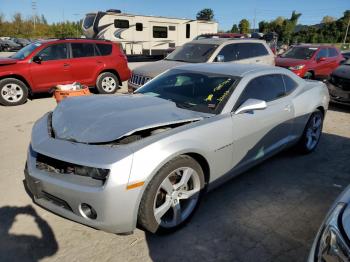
[238,19,250,34]
[196,8,214,21]
[258,21,269,33]
[230,24,239,33]
[322,16,335,24]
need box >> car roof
[37,38,112,44]
[172,63,285,77]
[294,44,336,49]
[189,38,267,45]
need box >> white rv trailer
[82,9,218,56]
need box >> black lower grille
[42,191,72,212]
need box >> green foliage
[0,13,82,39]
[196,8,214,21]
[293,10,350,44]
[239,19,250,34]
[230,24,239,33]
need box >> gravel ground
[0,51,350,261]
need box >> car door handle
[97,61,103,64]
[256,59,261,62]
[63,63,70,67]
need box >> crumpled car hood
[52,95,209,144]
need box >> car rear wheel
[138,155,205,234]
[297,109,324,153]
[96,72,119,94]
[0,78,29,106]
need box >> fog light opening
[80,203,97,220]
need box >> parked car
[327,60,350,105]
[341,50,350,61]
[0,39,131,106]
[128,38,275,92]
[0,39,7,51]
[25,63,329,234]
[1,39,21,51]
[276,45,344,79]
[308,185,350,261]
[13,38,31,47]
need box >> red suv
[0,39,131,106]
[276,45,344,79]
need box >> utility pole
[344,18,350,44]
[31,0,37,32]
[253,9,256,33]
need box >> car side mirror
[235,99,267,115]
[317,57,326,62]
[32,55,42,64]
[216,55,225,62]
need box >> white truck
[82,9,218,56]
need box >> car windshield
[10,42,42,60]
[281,46,317,60]
[165,43,219,63]
[136,69,237,114]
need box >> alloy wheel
[306,113,322,150]
[153,167,201,228]
[1,83,24,103]
[101,77,117,92]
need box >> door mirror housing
[235,99,267,115]
[216,55,225,62]
[317,57,326,62]
[32,55,42,64]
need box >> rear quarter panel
[291,79,329,138]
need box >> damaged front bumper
[24,115,144,234]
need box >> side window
[153,26,168,38]
[316,48,328,59]
[37,44,68,61]
[236,43,251,59]
[114,19,129,28]
[250,43,269,56]
[328,48,338,57]
[236,43,269,60]
[282,75,298,94]
[136,23,143,31]
[96,44,112,56]
[217,44,239,62]
[71,43,95,58]
[237,74,285,108]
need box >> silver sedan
[25,63,329,234]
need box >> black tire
[0,78,29,106]
[297,109,324,154]
[138,155,205,234]
[304,71,314,79]
[96,72,119,94]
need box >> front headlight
[288,64,305,70]
[314,203,350,261]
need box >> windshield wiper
[164,58,189,63]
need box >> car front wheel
[138,155,205,234]
[96,72,119,94]
[0,78,29,106]
[297,109,324,153]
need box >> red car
[275,45,344,79]
[0,39,131,106]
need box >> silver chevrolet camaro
[25,63,329,234]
